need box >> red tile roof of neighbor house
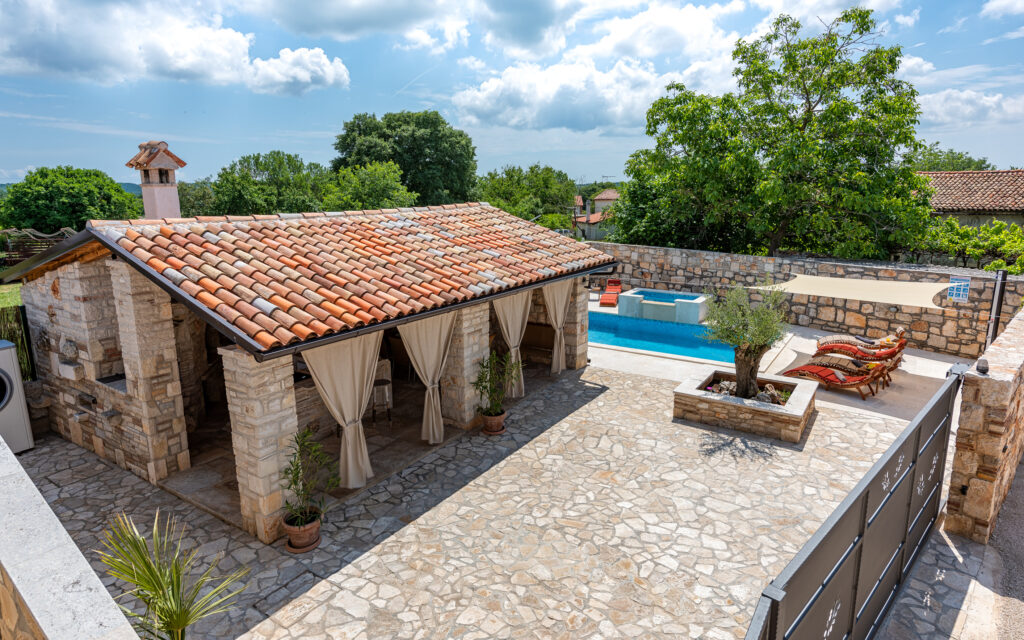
[575,194,584,207]
[87,203,613,353]
[919,170,1024,212]
[592,188,619,201]
[574,211,608,224]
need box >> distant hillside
[0,182,141,196]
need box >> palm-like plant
[98,511,250,640]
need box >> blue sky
[0,0,1022,186]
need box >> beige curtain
[542,280,574,374]
[492,291,531,398]
[398,313,457,445]
[303,331,383,489]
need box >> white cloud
[898,55,1021,92]
[397,19,470,55]
[749,0,904,24]
[981,0,1024,18]
[919,89,1024,126]
[457,56,488,71]
[453,58,683,131]
[894,8,920,27]
[0,111,218,143]
[984,25,1024,44]
[0,166,35,182]
[0,1,349,95]
[938,17,968,34]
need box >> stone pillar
[944,310,1024,544]
[110,261,189,483]
[171,302,207,432]
[563,277,589,370]
[441,303,490,429]
[219,346,298,543]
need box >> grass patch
[0,283,21,307]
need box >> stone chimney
[125,141,186,219]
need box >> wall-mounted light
[977,358,989,375]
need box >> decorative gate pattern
[745,364,968,640]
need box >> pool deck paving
[19,366,910,639]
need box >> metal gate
[745,363,968,640]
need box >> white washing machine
[0,340,33,453]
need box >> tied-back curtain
[302,331,383,489]
[398,312,457,445]
[542,280,573,374]
[492,291,531,398]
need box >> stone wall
[945,309,1024,543]
[521,278,589,369]
[441,302,491,428]
[0,436,137,639]
[590,242,1024,359]
[172,302,207,432]
[21,257,189,484]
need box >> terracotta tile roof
[575,211,608,224]
[592,188,619,201]
[919,170,1024,212]
[125,141,187,170]
[89,203,613,353]
[575,194,584,207]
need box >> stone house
[920,169,1024,226]
[3,203,613,543]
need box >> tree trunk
[734,345,767,399]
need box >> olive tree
[703,285,786,399]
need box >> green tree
[703,284,786,399]
[578,181,618,202]
[213,151,330,216]
[0,166,141,233]
[477,164,576,228]
[909,142,997,171]
[612,9,933,260]
[321,161,418,211]
[177,179,215,217]
[332,111,477,206]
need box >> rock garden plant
[98,510,249,640]
[703,283,786,400]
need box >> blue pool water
[588,312,733,361]
[634,289,701,303]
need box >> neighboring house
[573,194,584,217]
[591,188,620,213]
[2,202,613,544]
[919,170,1024,227]
[574,210,611,240]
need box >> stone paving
[19,367,907,639]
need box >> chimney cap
[126,140,186,170]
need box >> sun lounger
[782,362,886,399]
[813,339,906,362]
[808,353,902,388]
[817,327,905,351]
[600,278,622,306]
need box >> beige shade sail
[398,312,457,445]
[542,280,573,374]
[492,291,532,398]
[763,274,952,310]
[303,331,383,489]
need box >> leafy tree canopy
[213,151,330,216]
[321,161,418,211]
[0,166,141,233]
[332,111,477,206]
[177,179,216,217]
[611,8,933,260]
[909,142,997,172]
[477,163,576,229]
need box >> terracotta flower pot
[283,512,322,553]
[482,410,507,436]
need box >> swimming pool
[619,288,708,324]
[589,312,733,362]
[633,290,700,303]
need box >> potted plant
[703,283,786,399]
[281,427,339,553]
[99,510,249,640]
[473,350,523,435]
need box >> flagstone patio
[18,366,908,639]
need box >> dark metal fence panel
[746,364,967,640]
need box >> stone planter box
[673,365,818,443]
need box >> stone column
[441,302,490,429]
[563,277,589,370]
[171,302,207,432]
[219,346,298,543]
[110,261,189,483]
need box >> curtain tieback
[342,418,362,432]
[427,382,440,391]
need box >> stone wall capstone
[590,242,1024,359]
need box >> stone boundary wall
[0,437,137,639]
[589,242,1024,359]
[945,309,1024,543]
